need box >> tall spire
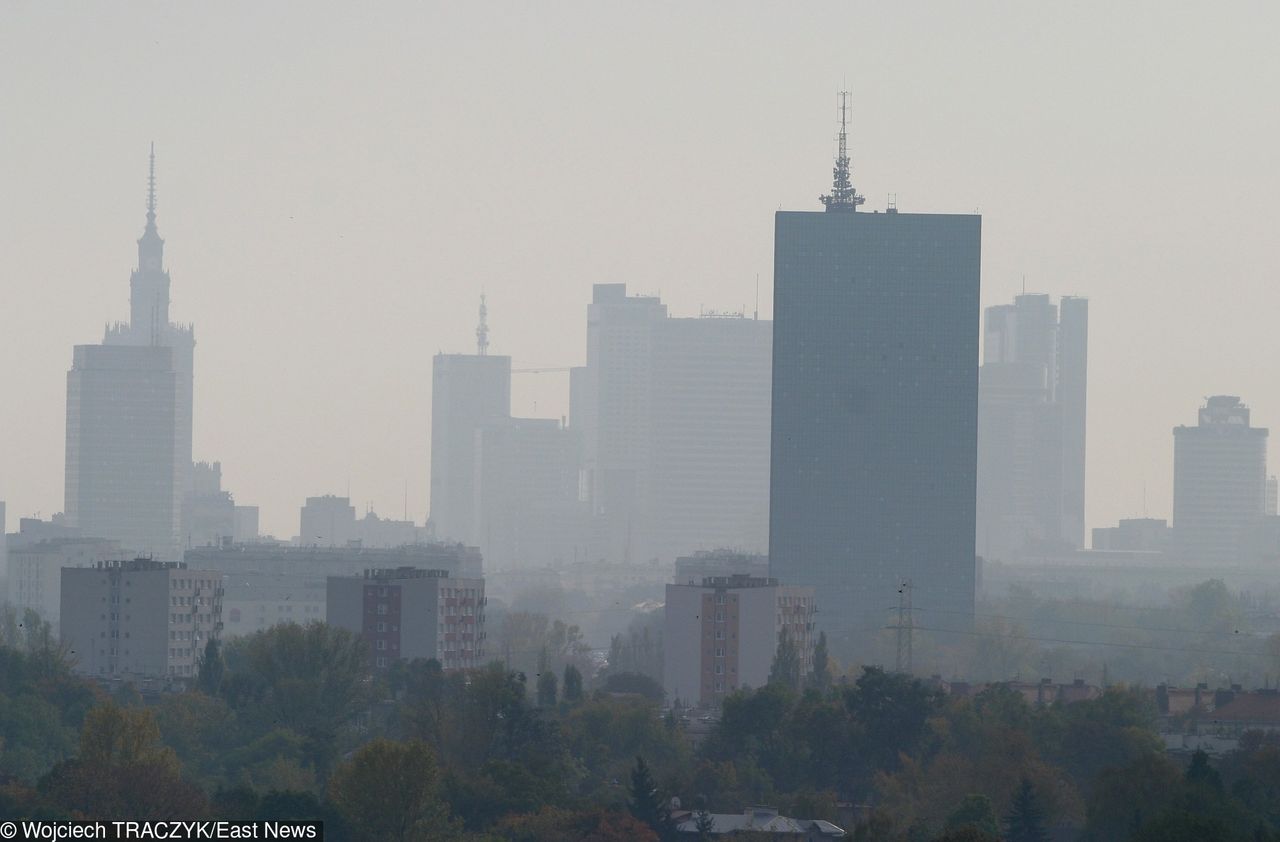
[476,293,490,356]
[819,91,865,213]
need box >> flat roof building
[664,575,816,708]
[327,566,486,671]
[61,558,223,681]
[769,96,980,648]
[1174,396,1268,563]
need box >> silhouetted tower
[819,92,866,213]
[476,294,490,356]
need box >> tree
[327,739,456,841]
[537,669,559,708]
[945,794,1000,837]
[40,703,206,820]
[628,756,672,838]
[196,638,225,696]
[1004,777,1049,842]
[563,664,584,704]
[769,628,802,691]
[809,632,831,693]
[495,806,659,842]
[694,809,715,839]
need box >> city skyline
[5,4,1280,539]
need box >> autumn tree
[327,739,457,841]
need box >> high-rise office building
[429,298,512,545]
[768,95,981,645]
[575,284,772,564]
[976,294,1088,561]
[65,148,193,560]
[474,417,588,569]
[65,344,182,560]
[1173,396,1268,563]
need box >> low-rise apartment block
[327,567,485,671]
[61,559,223,681]
[664,575,816,708]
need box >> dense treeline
[5,617,1280,840]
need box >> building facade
[185,542,480,637]
[65,149,193,561]
[977,293,1089,561]
[769,150,981,645]
[6,537,120,629]
[326,566,486,671]
[474,417,588,569]
[663,575,816,708]
[65,344,182,560]
[576,284,772,565]
[60,558,223,680]
[1173,396,1268,563]
[430,353,512,545]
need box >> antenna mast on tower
[476,293,490,356]
[820,92,865,213]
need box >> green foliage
[196,638,225,696]
[537,667,559,708]
[220,621,370,774]
[600,671,665,702]
[39,702,207,820]
[810,632,831,693]
[1004,777,1049,842]
[945,793,1000,836]
[327,739,457,841]
[769,628,802,692]
[562,664,584,704]
[494,806,659,841]
[628,756,673,839]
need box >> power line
[912,605,1268,639]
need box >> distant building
[182,461,235,550]
[233,506,260,544]
[1173,396,1268,562]
[769,97,980,645]
[430,351,511,546]
[6,536,121,629]
[298,495,430,549]
[65,344,182,560]
[326,566,486,671]
[474,417,588,569]
[64,150,196,562]
[299,495,358,547]
[1091,518,1171,553]
[674,549,769,585]
[185,542,480,637]
[576,283,772,565]
[61,558,223,680]
[663,575,816,708]
[977,294,1088,561]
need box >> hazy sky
[3,2,1280,540]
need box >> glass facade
[768,210,981,644]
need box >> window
[376,640,387,651]
[377,604,388,615]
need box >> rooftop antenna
[476,293,490,356]
[147,142,157,219]
[819,91,865,213]
[754,273,760,321]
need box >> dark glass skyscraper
[769,98,981,647]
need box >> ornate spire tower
[130,143,171,335]
[819,92,865,213]
[476,293,490,356]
